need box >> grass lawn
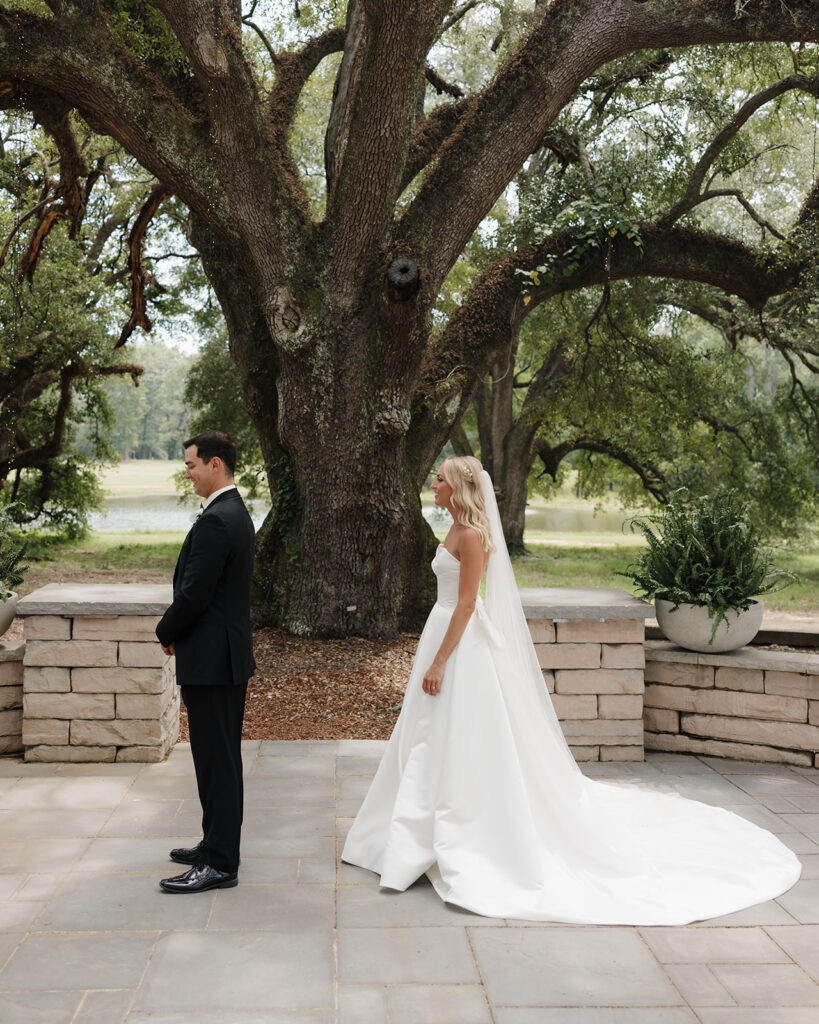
[99,460,181,497]
[19,533,182,596]
[511,542,644,591]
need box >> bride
[341,456,800,925]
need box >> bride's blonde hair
[440,456,495,553]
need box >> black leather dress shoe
[159,863,238,894]
[169,841,205,865]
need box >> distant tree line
[80,341,195,462]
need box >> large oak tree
[2,0,817,635]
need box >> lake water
[88,496,270,533]
[88,495,632,536]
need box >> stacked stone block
[644,641,819,768]
[522,589,652,762]
[18,585,178,763]
[528,619,645,761]
[0,641,24,754]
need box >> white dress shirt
[204,483,237,509]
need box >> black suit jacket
[156,488,256,686]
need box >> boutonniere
[193,503,205,523]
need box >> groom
[156,430,256,893]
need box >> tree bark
[271,278,438,635]
[469,333,575,550]
[192,215,437,635]
[474,374,539,552]
[498,437,536,554]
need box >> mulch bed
[180,627,418,742]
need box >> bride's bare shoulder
[455,525,483,555]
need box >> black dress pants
[181,683,247,874]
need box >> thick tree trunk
[194,220,438,636]
[498,437,537,554]
[272,283,438,635]
[472,339,538,552]
[275,425,436,636]
[190,219,284,489]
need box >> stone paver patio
[1,742,818,1023]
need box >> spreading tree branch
[449,420,474,457]
[400,95,471,192]
[555,437,668,502]
[0,195,51,272]
[407,221,802,480]
[519,338,572,414]
[0,84,93,278]
[424,64,464,98]
[661,73,819,228]
[439,0,482,38]
[798,174,819,226]
[242,13,277,66]
[0,356,143,488]
[589,48,674,96]
[667,296,745,347]
[86,211,126,272]
[147,0,306,257]
[19,94,91,279]
[323,0,451,288]
[117,181,172,348]
[266,26,345,215]
[0,3,229,233]
[399,0,819,288]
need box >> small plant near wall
[620,490,796,648]
[0,505,28,603]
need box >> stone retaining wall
[522,588,651,761]
[644,640,819,768]
[0,641,24,754]
[13,582,818,769]
[17,585,178,763]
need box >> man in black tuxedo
[156,430,256,893]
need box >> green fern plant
[0,506,29,602]
[620,490,795,642]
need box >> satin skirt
[341,602,801,925]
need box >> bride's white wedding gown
[342,544,801,925]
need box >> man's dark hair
[184,431,237,475]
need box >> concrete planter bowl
[655,597,764,654]
[0,591,18,639]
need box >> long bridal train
[341,475,800,926]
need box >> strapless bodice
[432,546,504,647]
[432,545,461,608]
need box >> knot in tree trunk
[193,32,229,76]
[386,257,420,302]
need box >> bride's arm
[422,529,484,696]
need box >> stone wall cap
[17,584,172,617]
[520,587,652,621]
[646,638,819,675]
[0,640,24,661]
